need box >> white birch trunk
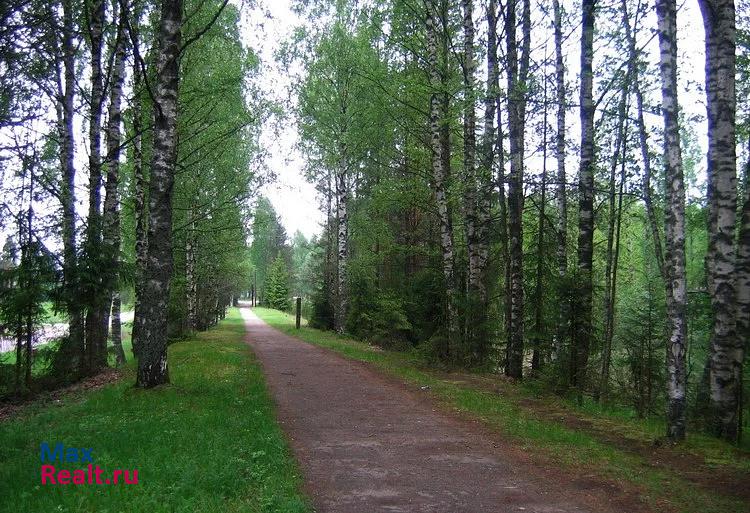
[136,0,182,388]
[426,0,457,352]
[698,0,742,441]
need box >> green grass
[0,308,310,513]
[254,307,749,513]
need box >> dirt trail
[241,308,635,513]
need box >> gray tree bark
[571,0,595,398]
[131,7,148,360]
[426,0,457,354]
[698,0,743,442]
[335,147,349,334]
[552,0,567,364]
[531,79,548,372]
[53,0,84,376]
[504,0,530,379]
[477,0,496,307]
[135,0,183,388]
[186,214,197,331]
[465,0,497,364]
[656,0,689,441]
[83,0,109,372]
[103,0,128,366]
[463,0,478,299]
[735,142,750,443]
[622,0,666,280]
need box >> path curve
[241,308,620,513]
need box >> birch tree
[552,0,567,364]
[83,0,108,371]
[103,0,128,366]
[135,0,183,387]
[426,0,457,353]
[504,0,530,379]
[655,0,689,441]
[571,0,595,396]
[698,0,744,442]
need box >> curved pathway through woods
[241,308,625,513]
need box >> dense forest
[0,0,748,458]
[267,0,748,445]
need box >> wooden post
[295,297,302,329]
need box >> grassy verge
[254,307,749,513]
[0,308,309,513]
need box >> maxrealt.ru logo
[40,442,139,485]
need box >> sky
[240,0,325,240]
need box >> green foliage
[121,0,264,336]
[345,274,412,350]
[265,257,291,311]
[308,277,334,330]
[0,239,58,396]
[249,198,289,301]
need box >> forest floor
[252,307,750,513]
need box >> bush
[309,278,334,330]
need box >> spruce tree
[265,256,291,311]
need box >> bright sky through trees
[241,0,324,239]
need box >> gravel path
[241,308,625,513]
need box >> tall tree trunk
[135,0,183,388]
[570,0,596,402]
[571,0,595,399]
[466,0,497,364]
[532,53,550,372]
[505,0,531,379]
[656,0,689,441]
[735,142,750,443]
[104,0,128,367]
[531,96,547,373]
[699,0,742,442]
[597,85,628,403]
[478,0,496,305]
[552,0,567,365]
[84,0,108,372]
[426,0,457,355]
[493,10,510,362]
[110,292,123,364]
[463,0,479,360]
[54,0,84,376]
[132,13,147,359]
[463,0,477,291]
[335,145,349,334]
[186,213,197,331]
